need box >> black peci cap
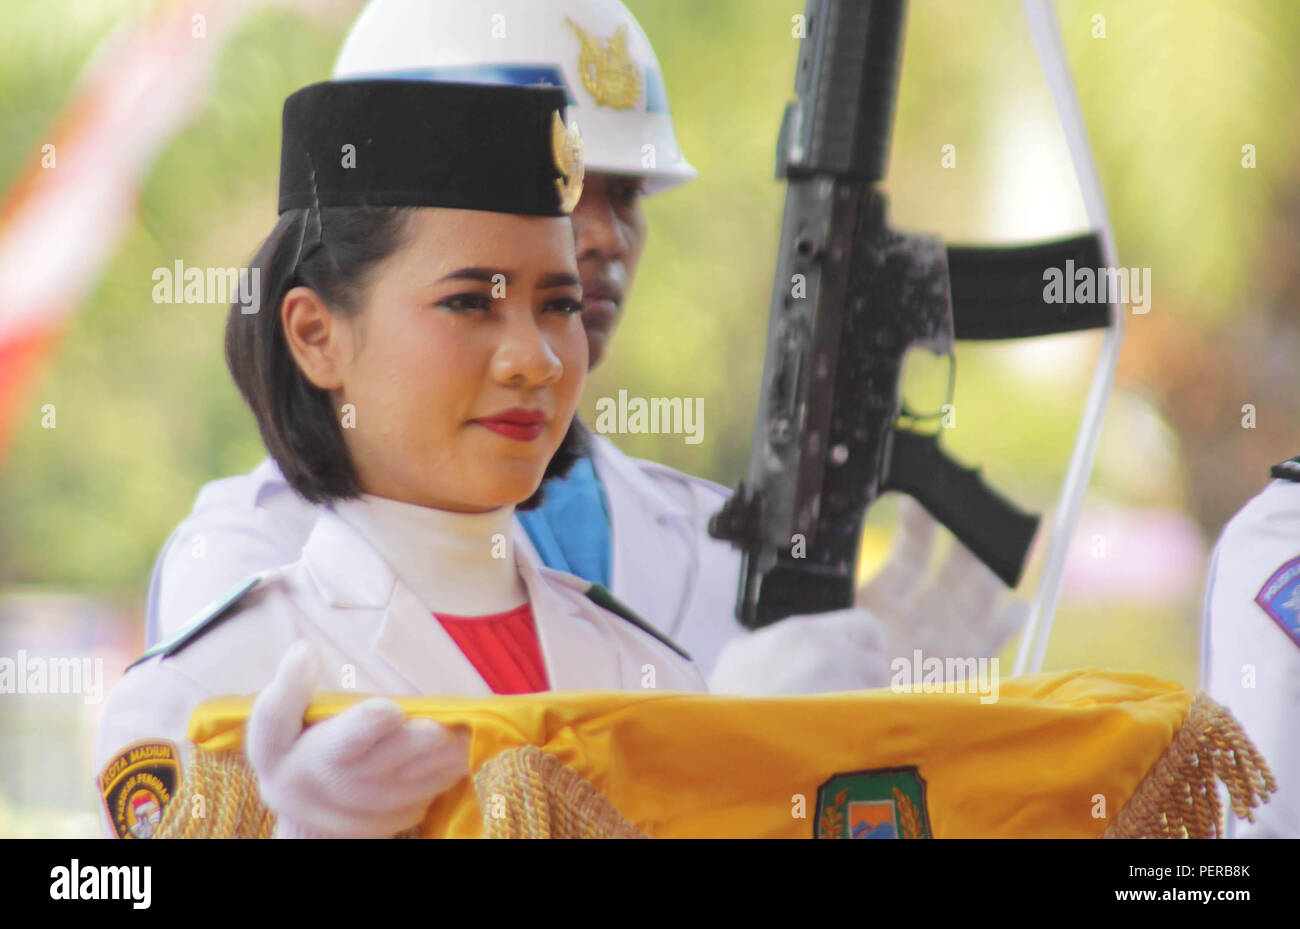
[277,80,584,217]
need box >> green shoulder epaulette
[584,583,693,662]
[1271,456,1300,483]
[126,572,268,671]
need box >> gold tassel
[1104,693,1277,838]
[155,747,275,839]
[473,745,647,839]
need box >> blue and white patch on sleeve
[1255,555,1300,649]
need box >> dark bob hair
[225,206,587,508]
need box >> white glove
[245,642,471,838]
[707,607,891,696]
[856,497,1028,671]
[706,499,1027,697]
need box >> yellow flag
[162,669,1274,839]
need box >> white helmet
[332,0,696,194]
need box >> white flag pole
[1013,0,1125,676]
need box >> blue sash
[516,455,612,588]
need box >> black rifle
[708,0,1110,628]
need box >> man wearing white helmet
[145,0,1022,690]
[1202,454,1300,837]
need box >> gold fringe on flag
[152,743,643,839]
[1103,694,1276,839]
[475,745,646,838]
[155,748,274,839]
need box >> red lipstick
[472,407,547,442]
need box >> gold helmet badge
[566,17,642,110]
[551,111,584,214]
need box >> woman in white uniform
[94,78,705,840]
[1202,455,1300,837]
[143,0,1024,695]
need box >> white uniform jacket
[147,436,744,674]
[100,505,707,838]
[1202,465,1300,838]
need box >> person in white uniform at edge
[1202,453,1300,838]
[144,0,1024,694]
[96,79,706,839]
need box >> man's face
[569,172,649,369]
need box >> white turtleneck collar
[330,495,527,616]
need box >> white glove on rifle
[856,497,1028,673]
[245,641,470,838]
[706,498,1026,696]
[707,607,891,695]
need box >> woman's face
[292,207,587,512]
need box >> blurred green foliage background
[2,0,1298,685]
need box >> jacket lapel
[591,437,696,640]
[372,582,494,696]
[515,545,626,691]
[301,508,492,697]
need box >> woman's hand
[246,642,471,838]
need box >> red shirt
[434,603,550,694]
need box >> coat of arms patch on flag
[816,766,932,839]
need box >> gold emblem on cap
[551,111,584,214]
[566,18,641,110]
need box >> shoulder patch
[584,582,693,662]
[127,572,267,671]
[1271,456,1300,483]
[98,740,180,839]
[1255,555,1300,649]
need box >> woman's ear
[281,286,350,390]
